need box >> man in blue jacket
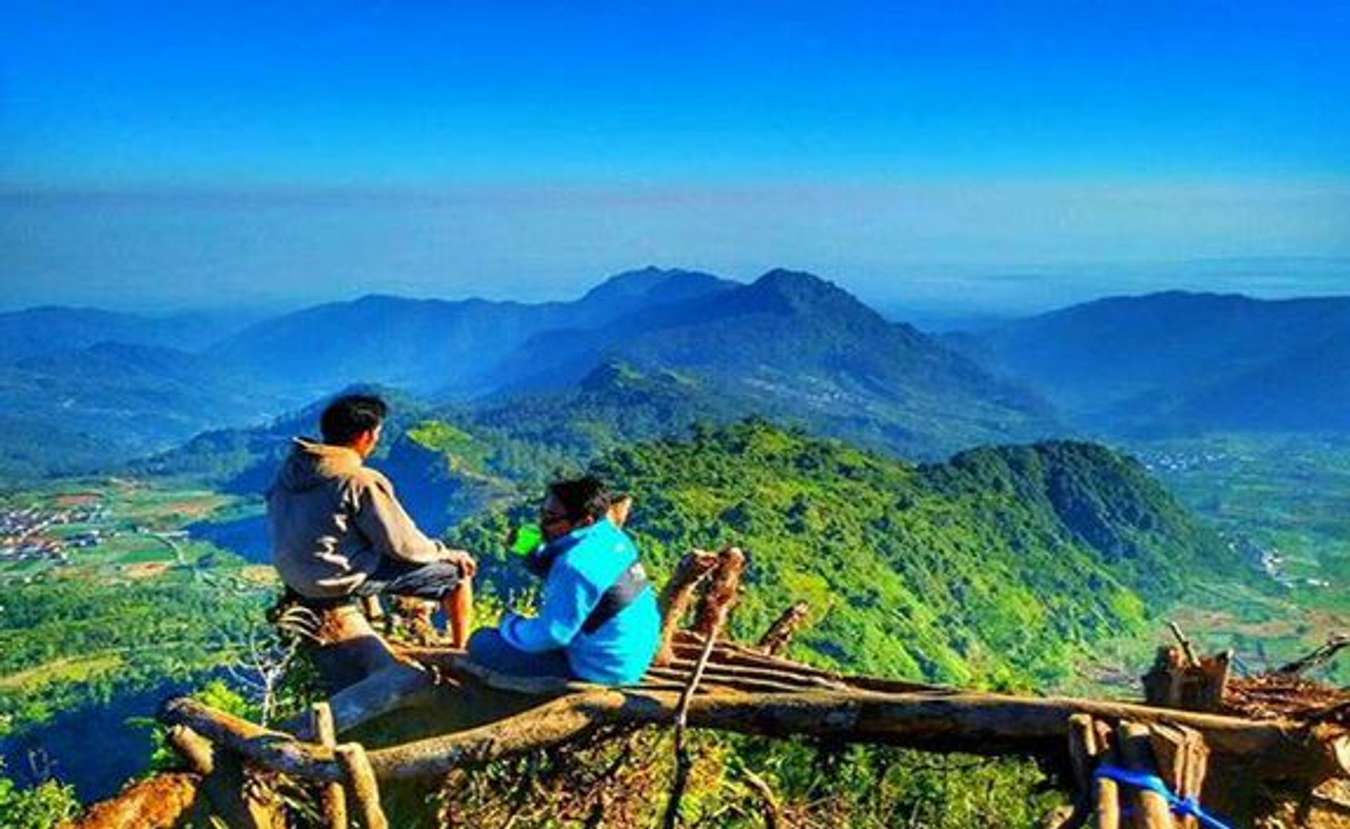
[467,477,660,685]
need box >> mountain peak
[751,269,845,300]
[578,359,647,392]
[581,267,732,304]
[740,268,878,322]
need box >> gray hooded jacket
[267,438,447,598]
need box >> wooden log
[1117,721,1173,829]
[654,551,720,665]
[1180,729,1208,829]
[1188,652,1230,713]
[311,604,405,692]
[312,703,349,829]
[335,743,388,829]
[283,660,435,739]
[659,655,844,688]
[1142,647,1230,714]
[1093,719,1121,829]
[167,725,214,775]
[692,547,746,638]
[666,637,851,681]
[327,661,435,733]
[60,772,204,829]
[165,725,270,829]
[1142,647,1188,709]
[366,688,1350,784]
[757,601,811,656]
[160,686,1350,787]
[1146,724,1187,796]
[644,667,827,695]
[1148,724,1208,829]
[1061,714,1099,829]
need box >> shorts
[353,557,465,601]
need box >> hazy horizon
[5,253,1350,328]
[4,2,1348,317]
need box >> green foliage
[407,420,491,474]
[0,758,80,829]
[0,571,272,734]
[455,421,1228,687]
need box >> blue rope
[1094,764,1233,829]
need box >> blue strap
[1094,765,1232,829]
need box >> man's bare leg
[442,577,473,649]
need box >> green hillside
[452,421,1236,687]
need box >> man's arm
[352,473,450,565]
[500,562,602,653]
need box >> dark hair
[320,394,388,445]
[548,476,612,523]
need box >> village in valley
[0,496,110,573]
[0,483,236,586]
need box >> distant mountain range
[4,267,1056,477]
[10,273,1350,480]
[0,306,263,361]
[209,267,738,398]
[0,342,288,476]
[956,291,1350,435]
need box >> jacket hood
[276,438,365,493]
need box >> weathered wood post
[1093,719,1122,829]
[311,702,348,829]
[692,547,746,638]
[654,550,720,665]
[335,743,388,829]
[1118,721,1174,828]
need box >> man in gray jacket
[268,394,475,647]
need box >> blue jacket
[500,518,660,684]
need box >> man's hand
[442,547,478,578]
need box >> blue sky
[2,1,1348,311]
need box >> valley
[4,271,1350,824]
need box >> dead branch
[1168,621,1199,668]
[692,547,746,638]
[758,601,811,657]
[1143,647,1231,713]
[663,604,723,829]
[738,768,782,829]
[1092,719,1120,829]
[1278,633,1350,677]
[165,725,273,829]
[654,551,720,665]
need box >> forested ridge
[451,421,1236,688]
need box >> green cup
[511,523,544,556]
